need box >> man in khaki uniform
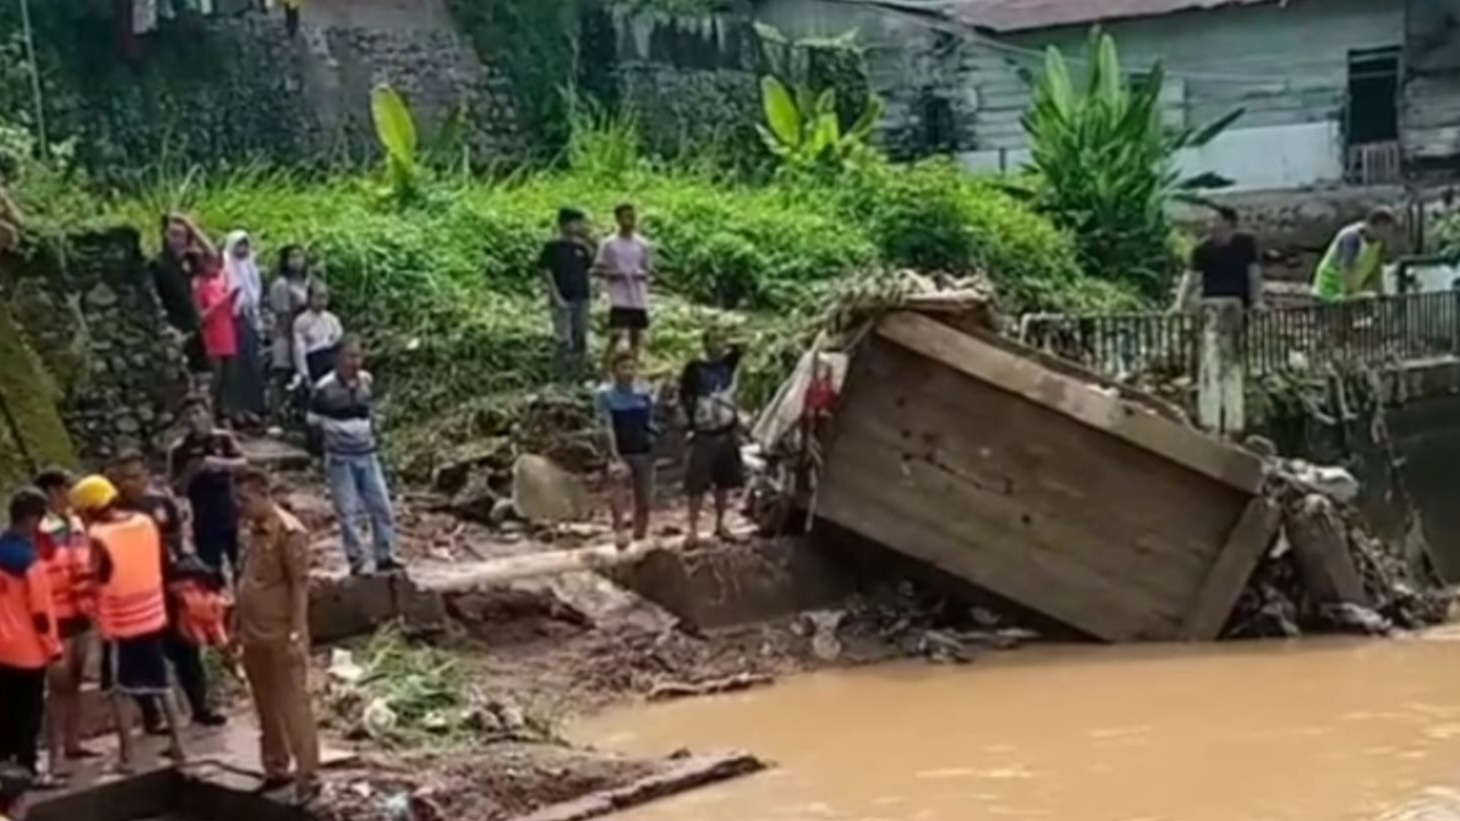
[234,468,319,803]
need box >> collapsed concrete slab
[812,310,1280,642]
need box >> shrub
[835,159,1140,313]
[1022,32,1241,299]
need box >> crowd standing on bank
[0,199,762,811]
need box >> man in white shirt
[595,203,653,364]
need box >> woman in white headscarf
[222,230,267,422]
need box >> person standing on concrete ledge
[1173,206,1262,311]
[0,764,32,821]
[234,467,320,804]
[309,336,402,576]
[680,327,746,547]
[0,489,60,781]
[598,349,656,550]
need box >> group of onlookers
[539,203,747,549]
[148,216,400,577]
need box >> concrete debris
[1318,603,1394,636]
[1281,459,1361,504]
[1228,460,1449,638]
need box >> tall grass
[9,119,1145,473]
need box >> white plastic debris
[328,648,365,684]
[1284,460,1360,504]
[362,697,399,738]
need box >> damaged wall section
[813,311,1276,642]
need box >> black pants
[138,629,209,727]
[0,663,45,772]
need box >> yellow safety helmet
[69,474,118,513]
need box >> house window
[1346,47,1401,146]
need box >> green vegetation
[6,105,1142,475]
[1021,32,1242,298]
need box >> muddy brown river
[577,633,1460,821]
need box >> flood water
[577,633,1460,821]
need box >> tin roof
[946,0,1287,32]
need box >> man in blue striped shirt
[308,337,402,576]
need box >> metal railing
[1019,290,1460,383]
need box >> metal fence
[1019,290,1460,383]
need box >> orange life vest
[0,534,61,669]
[91,514,167,641]
[38,513,94,622]
[170,580,230,648]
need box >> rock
[489,496,519,526]
[115,414,141,435]
[1319,603,1393,636]
[512,454,590,524]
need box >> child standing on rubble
[598,350,655,550]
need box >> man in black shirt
[1175,206,1262,310]
[679,328,745,547]
[168,397,247,576]
[539,208,595,369]
[110,451,227,731]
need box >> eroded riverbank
[578,632,1460,821]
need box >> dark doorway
[1346,47,1401,145]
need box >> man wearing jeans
[308,338,402,576]
[539,208,594,370]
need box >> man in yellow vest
[0,764,31,821]
[1312,207,1399,301]
[69,475,186,772]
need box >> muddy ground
[250,455,1006,821]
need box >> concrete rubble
[754,273,1450,643]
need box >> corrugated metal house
[754,0,1460,191]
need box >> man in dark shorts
[169,396,247,576]
[1174,206,1262,310]
[110,452,226,731]
[540,207,595,369]
[598,350,655,550]
[595,203,654,365]
[679,328,745,546]
[70,474,185,772]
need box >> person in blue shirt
[597,350,654,549]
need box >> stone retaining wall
[1,229,189,460]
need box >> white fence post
[1197,299,1245,435]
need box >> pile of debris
[1228,451,1450,638]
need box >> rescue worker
[1312,206,1399,301]
[0,764,31,821]
[109,452,227,730]
[69,475,185,772]
[32,468,96,778]
[235,467,319,804]
[0,489,60,779]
